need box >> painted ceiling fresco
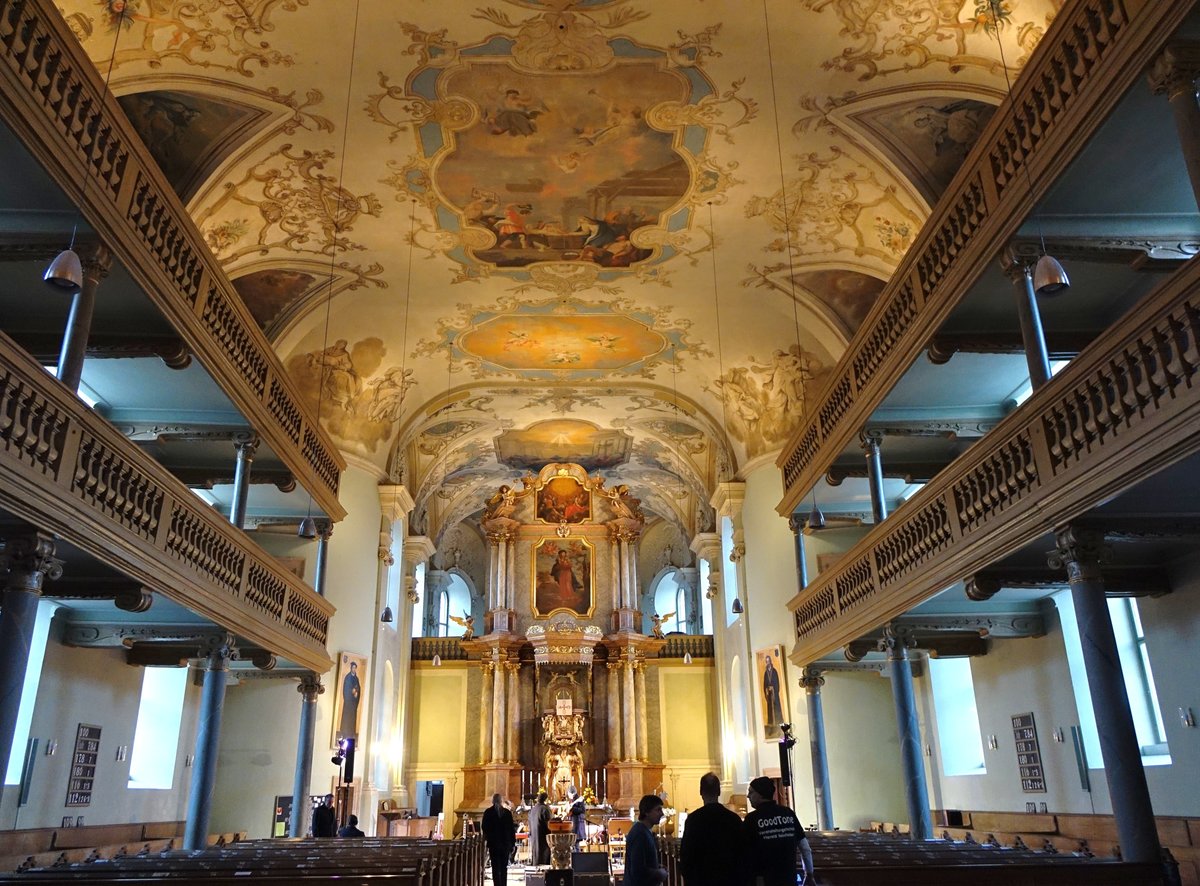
[64,0,1065,540]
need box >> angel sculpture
[483,485,518,520]
[650,611,675,639]
[449,612,475,641]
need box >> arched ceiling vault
[63,0,1066,535]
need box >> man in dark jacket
[680,772,743,885]
[528,791,551,865]
[312,793,336,838]
[624,794,668,886]
[743,777,814,886]
[337,814,365,837]
[481,793,516,883]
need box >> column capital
[233,435,260,458]
[378,528,395,565]
[999,245,1036,283]
[709,481,746,520]
[480,660,495,676]
[0,533,64,593]
[402,535,437,567]
[1048,526,1109,583]
[198,634,239,669]
[728,541,746,563]
[859,429,883,451]
[879,624,913,660]
[788,514,807,535]
[80,242,113,284]
[297,674,325,702]
[1148,41,1200,101]
[798,667,825,691]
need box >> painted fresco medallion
[460,311,666,372]
[495,419,632,472]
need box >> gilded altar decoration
[533,538,594,618]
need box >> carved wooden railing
[0,331,335,671]
[412,636,469,661]
[776,0,1196,515]
[787,253,1200,664]
[0,0,345,520]
[657,634,714,659]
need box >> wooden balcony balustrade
[0,330,334,672]
[775,0,1197,516]
[0,0,345,520]
[787,247,1200,663]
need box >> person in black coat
[481,793,517,883]
[337,814,365,837]
[312,793,336,838]
[680,773,743,886]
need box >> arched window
[435,587,450,636]
[651,570,686,634]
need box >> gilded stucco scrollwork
[197,144,382,264]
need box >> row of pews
[0,836,484,885]
[657,829,1176,885]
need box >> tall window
[1055,590,1170,766]
[928,657,986,776]
[435,587,450,636]
[5,601,59,785]
[129,667,189,789]
[651,570,686,634]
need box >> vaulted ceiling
[49,0,1070,542]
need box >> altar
[457,463,666,815]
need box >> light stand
[330,738,356,830]
[777,723,797,811]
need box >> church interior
[1,0,1200,882]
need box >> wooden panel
[970,812,1056,834]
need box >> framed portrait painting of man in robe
[331,651,367,749]
[532,538,594,618]
[755,646,789,741]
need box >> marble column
[882,628,932,840]
[184,636,237,850]
[495,537,507,612]
[506,662,520,762]
[486,539,499,609]
[622,658,637,762]
[480,662,495,764]
[506,535,517,611]
[56,244,111,394]
[1148,42,1200,210]
[606,662,622,763]
[862,432,888,523]
[289,675,324,837]
[799,668,833,831]
[491,657,506,763]
[0,534,62,781]
[691,532,734,789]
[634,660,648,761]
[1049,528,1161,864]
[619,537,632,609]
[228,435,259,530]
[610,533,622,612]
[1002,249,1052,391]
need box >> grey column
[183,636,237,850]
[0,535,62,781]
[1049,528,1162,864]
[506,663,519,762]
[882,628,932,840]
[56,245,111,394]
[1001,251,1052,391]
[800,667,833,831]
[228,435,259,530]
[863,432,888,523]
[313,523,333,597]
[491,658,506,763]
[622,658,637,761]
[1148,43,1200,210]
[289,675,324,837]
[789,516,809,590]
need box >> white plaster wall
[0,616,199,829]
[739,464,906,829]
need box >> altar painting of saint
[537,476,591,524]
[533,539,593,617]
[332,651,367,749]
[756,646,788,742]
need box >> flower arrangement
[581,785,598,805]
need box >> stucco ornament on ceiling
[415,295,709,382]
[372,0,751,291]
[85,0,309,77]
[802,0,1059,81]
[704,344,824,459]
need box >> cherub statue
[650,611,675,639]
[449,612,475,641]
[483,484,517,520]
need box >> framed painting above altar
[532,538,594,618]
[536,475,591,524]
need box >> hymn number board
[1011,713,1046,793]
[66,724,101,807]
